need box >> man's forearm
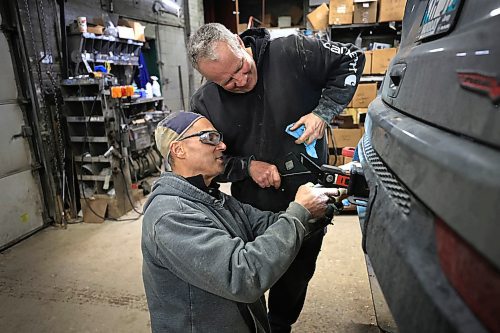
[221,155,255,182]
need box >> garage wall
[65,0,203,111]
[186,0,205,95]
[0,0,205,240]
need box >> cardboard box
[117,26,134,40]
[371,47,397,74]
[329,154,346,166]
[363,50,372,74]
[278,16,292,27]
[329,0,354,25]
[352,83,377,107]
[87,25,104,35]
[238,23,248,33]
[353,0,378,24]
[80,198,107,223]
[332,128,363,147]
[378,0,407,22]
[118,18,145,41]
[307,3,330,30]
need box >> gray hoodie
[141,172,312,332]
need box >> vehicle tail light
[435,218,500,333]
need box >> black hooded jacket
[191,29,364,212]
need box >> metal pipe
[178,65,185,111]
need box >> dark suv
[359,1,500,332]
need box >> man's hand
[294,183,339,219]
[249,160,281,189]
[289,113,327,145]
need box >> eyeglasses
[178,130,223,146]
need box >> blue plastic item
[285,123,318,158]
[94,65,107,73]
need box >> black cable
[79,86,141,222]
[116,98,144,215]
[120,160,144,215]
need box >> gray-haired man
[188,23,364,332]
[142,111,339,332]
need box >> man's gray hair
[188,23,241,70]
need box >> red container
[342,147,355,157]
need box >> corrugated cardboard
[371,47,397,74]
[118,18,146,41]
[378,0,407,22]
[87,25,104,35]
[329,154,346,166]
[81,199,107,223]
[307,3,330,30]
[329,0,354,25]
[332,128,363,147]
[352,83,377,107]
[353,0,378,24]
[117,26,134,40]
[363,50,372,74]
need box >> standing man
[188,23,364,332]
[142,111,338,332]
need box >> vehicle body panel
[359,0,500,331]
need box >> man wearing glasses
[142,111,339,332]
[188,23,364,332]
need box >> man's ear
[170,142,186,159]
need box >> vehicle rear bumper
[358,99,489,333]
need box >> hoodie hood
[143,172,224,212]
[239,28,270,70]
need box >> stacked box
[371,47,398,74]
[378,0,407,22]
[307,3,330,30]
[363,50,372,74]
[353,0,378,24]
[351,83,377,107]
[329,0,354,25]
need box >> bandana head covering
[155,111,205,159]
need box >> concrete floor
[0,193,379,332]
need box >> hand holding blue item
[285,123,318,158]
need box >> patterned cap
[155,111,205,159]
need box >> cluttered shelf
[121,96,164,106]
[329,21,402,30]
[68,31,144,46]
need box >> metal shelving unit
[61,33,168,220]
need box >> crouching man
[141,111,338,332]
